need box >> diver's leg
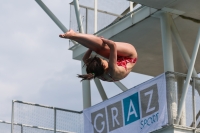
[59,30,137,58]
[59,30,109,52]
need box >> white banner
[84,73,168,133]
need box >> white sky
[0,0,152,122]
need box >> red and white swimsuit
[116,57,137,70]
[99,57,137,82]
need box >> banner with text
[84,73,168,133]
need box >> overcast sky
[0,0,152,122]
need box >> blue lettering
[153,115,156,122]
[147,117,151,125]
[144,119,147,126]
[140,120,144,129]
[123,92,140,125]
[140,113,159,129]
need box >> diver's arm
[82,49,92,64]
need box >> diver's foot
[59,29,76,39]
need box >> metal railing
[11,100,83,133]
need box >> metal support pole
[94,0,98,33]
[11,100,14,133]
[81,61,91,108]
[94,78,108,100]
[21,125,23,133]
[160,12,174,72]
[35,0,77,45]
[73,0,84,33]
[192,79,196,128]
[130,2,134,12]
[160,12,176,124]
[35,0,67,32]
[86,8,88,33]
[54,108,56,133]
[73,0,92,108]
[114,81,128,91]
[176,27,200,124]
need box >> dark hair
[77,56,105,81]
